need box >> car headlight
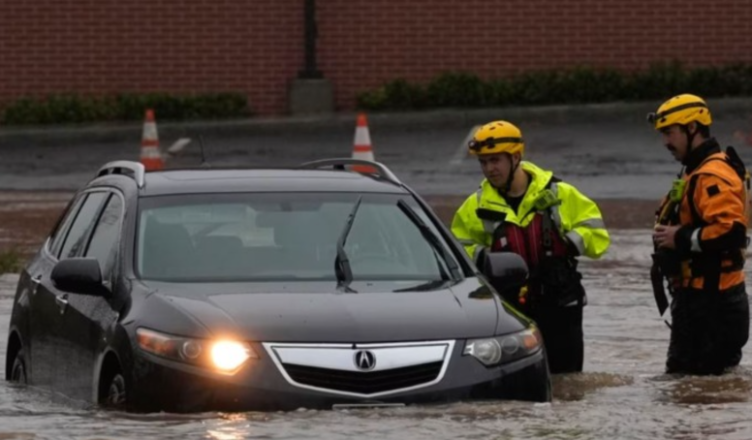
[463,326,543,366]
[136,328,257,374]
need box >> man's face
[478,153,517,189]
[660,124,689,162]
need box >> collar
[683,138,721,174]
[479,161,554,220]
[498,171,530,199]
[482,161,553,196]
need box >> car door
[25,192,86,388]
[57,191,124,401]
[31,190,108,393]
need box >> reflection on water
[552,372,634,402]
[2,231,752,439]
[657,370,752,405]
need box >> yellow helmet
[647,94,712,130]
[468,120,525,156]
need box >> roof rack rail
[95,160,146,188]
[297,158,402,186]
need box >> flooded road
[2,230,752,439]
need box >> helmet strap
[682,124,697,150]
[680,124,698,165]
[499,153,520,194]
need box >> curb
[1,97,751,147]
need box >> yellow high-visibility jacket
[451,161,610,263]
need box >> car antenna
[198,135,210,167]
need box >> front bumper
[128,340,551,412]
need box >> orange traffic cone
[351,113,377,173]
[140,109,164,171]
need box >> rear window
[136,192,457,282]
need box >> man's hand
[653,225,681,249]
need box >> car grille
[282,361,444,394]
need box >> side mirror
[51,258,109,296]
[483,252,528,288]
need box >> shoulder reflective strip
[690,228,702,252]
[549,182,563,230]
[574,218,606,230]
[566,230,585,255]
[475,188,503,234]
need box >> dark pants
[666,283,750,375]
[529,303,584,374]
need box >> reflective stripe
[691,228,702,252]
[566,230,586,255]
[549,182,563,231]
[482,220,501,234]
[574,218,606,230]
[476,187,502,235]
[458,239,476,246]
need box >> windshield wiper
[393,279,454,293]
[334,196,363,292]
[397,200,462,281]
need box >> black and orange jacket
[662,138,749,292]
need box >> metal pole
[300,0,322,78]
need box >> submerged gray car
[5,158,551,412]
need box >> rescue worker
[451,120,610,373]
[648,93,750,375]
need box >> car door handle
[55,294,69,314]
[30,275,42,295]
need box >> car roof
[138,168,409,196]
[91,160,410,197]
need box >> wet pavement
[2,114,752,199]
[2,231,752,439]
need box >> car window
[85,193,124,277]
[48,194,86,258]
[136,192,456,283]
[58,192,108,260]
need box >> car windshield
[136,192,459,282]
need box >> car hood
[145,278,524,342]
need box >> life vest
[490,212,571,266]
[481,180,585,309]
[657,143,750,292]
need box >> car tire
[505,360,553,403]
[9,348,28,384]
[100,365,128,409]
[527,371,553,403]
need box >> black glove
[475,246,489,272]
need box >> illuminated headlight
[136,328,257,374]
[463,326,543,366]
[211,341,253,371]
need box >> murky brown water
[2,230,752,439]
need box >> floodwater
[2,230,752,439]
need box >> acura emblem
[354,350,376,371]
